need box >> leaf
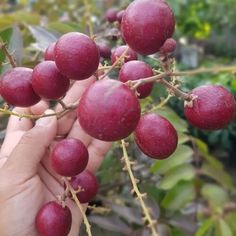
[225,213,236,233]
[48,22,79,34]
[178,132,190,144]
[140,183,165,202]
[201,184,229,207]
[215,219,233,236]
[161,181,195,211]
[158,164,195,190]
[201,164,234,191]
[196,218,215,236]
[28,25,59,51]
[89,215,131,234]
[156,107,188,132]
[150,145,193,174]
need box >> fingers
[56,77,96,136]
[3,110,57,180]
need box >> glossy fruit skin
[116,10,125,23]
[105,8,118,22]
[134,113,178,159]
[119,60,154,99]
[32,61,70,100]
[51,138,89,177]
[111,45,138,64]
[70,170,98,203]
[44,42,56,61]
[36,201,72,236]
[77,79,141,141]
[121,0,175,55]
[184,85,236,130]
[55,32,100,80]
[159,38,177,54]
[97,43,111,59]
[0,67,40,107]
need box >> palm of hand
[0,78,111,236]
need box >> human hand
[0,77,111,236]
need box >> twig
[121,140,159,236]
[0,42,17,67]
[83,0,94,38]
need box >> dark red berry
[105,8,118,23]
[116,10,125,23]
[97,43,111,59]
[44,42,56,61]
[184,85,236,130]
[121,0,175,55]
[36,201,72,236]
[111,45,138,64]
[51,138,89,177]
[119,60,154,99]
[159,38,177,54]
[0,67,40,107]
[55,32,100,80]
[32,61,70,100]
[70,170,98,203]
[134,113,178,159]
[77,79,141,141]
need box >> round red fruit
[160,38,177,54]
[36,201,72,236]
[44,42,56,61]
[69,170,98,203]
[55,32,100,80]
[184,85,236,130]
[111,45,138,64]
[32,61,70,100]
[0,67,40,107]
[51,138,89,177]
[119,60,154,99]
[134,113,178,159]
[97,43,111,59]
[121,0,175,55]
[116,10,125,23]
[105,8,118,23]
[77,79,141,141]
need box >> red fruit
[105,8,118,23]
[32,61,70,100]
[119,60,154,99]
[77,79,141,141]
[160,38,177,54]
[36,201,72,236]
[69,170,98,203]
[111,45,138,64]
[0,67,40,107]
[116,10,125,23]
[44,42,56,61]
[55,32,100,80]
[97,43,111,59]
[51,138,89,177]
[121,0,175,55]
[134,113,178,159]
[184,85,236,130]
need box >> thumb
[4,110,57,179]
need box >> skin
[0,77,111,236]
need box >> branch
[121,140,159,236]
[0,42,17,67]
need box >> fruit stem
[121,140,159,236]
[64,178,92,236]
[0,42,17,68]
[83,0,94,38]
[99,47,129,80]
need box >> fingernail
[36,109,55,127]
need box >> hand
[0,77,111,236]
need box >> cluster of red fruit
[0,0,235,235]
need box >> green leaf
[225,213,236,233]
[48,22,79,34]
[156,107,188,132]
[215,219,233,236]
[150,145,193,174]
[201,164,234,191]
[201,184,229,207]
[158,164,195,190]
[161,181,195,211]
[196,218,215,236]
[178,132,190,144]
